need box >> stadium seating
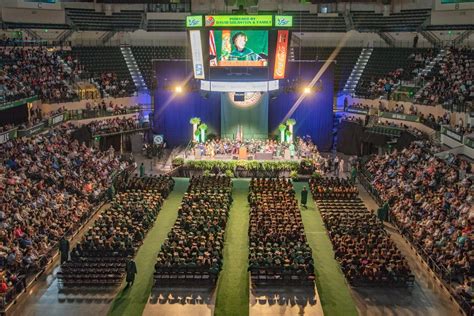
[355,48,435,98]
[131,46,188,88]
[293,47,362,92]
[70,46,136,97]
[147,19,186,32]
[364,143,473,313]
[289,12,347,32]
[66,9,143,31]
[352,10,430,32]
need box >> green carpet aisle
[214,179,250,316]
[107,178,189,316]
[294,182,358,316]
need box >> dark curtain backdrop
[268,61,334,151]
[153,61,220,147]
[337,121,364,156]
[0,104,28,127]
[221,92,268,139]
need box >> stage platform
[181,153,302,161]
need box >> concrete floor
[250,285,324,316]
[143,286,216,316]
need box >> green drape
[220,92,268,140]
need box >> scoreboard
[186,15,292,86]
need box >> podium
[238,147,248,160]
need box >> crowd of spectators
[94,72,135,98]
[310,177,414,286]
[415,47,473,111]
[356,49,438,99]
[248,178,315,284]
[154,175,232,284]
[364,142,473,310]
[86,117,140,136]
[0,124,129,298]
[0,46,80,103]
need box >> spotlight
[175,86,183,93]
[303,87,311,94]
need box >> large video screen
[209,30,268,67]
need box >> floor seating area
[57,176,174,287]
[310,177,415,287]
[154,175,232,286]
[352,9,430,32]
[248,178,315,285]
[131,46,188,88]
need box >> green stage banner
[464,136,474,149]
[0,128,18,144]
[205,15,273,27]
[347,108,368,115]
[18,121,46,138]
[379,111,420,122]
[441,126,463,142]
[186,15,203,27]
[275,16,293,27]
[48,112,68,127]
[0,96,38,111]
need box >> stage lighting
[175,86,183,93]
[303,87,311,94]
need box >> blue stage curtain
[268,61,334,151]
[153,61,220,147]
[220,92,268,139]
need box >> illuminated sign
[189,30,205,79]
[186,16,203,28]
[273,30,289,79]
[205,15,273,27]
[275,16,293,27]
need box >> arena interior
[0,0,473,315]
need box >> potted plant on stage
[278,123,286,144]
[285,129,292,144]
[286,118,296,143]
[198,123,208,143]
[190,117,201,142]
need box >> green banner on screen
[186,16,203,27]
[205,15,273,27]
[275,16,293,27]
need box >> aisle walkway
[294,182,358,316]
[108,178,189,316]
[214,179,250,316]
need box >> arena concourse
[0,1,472,316]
